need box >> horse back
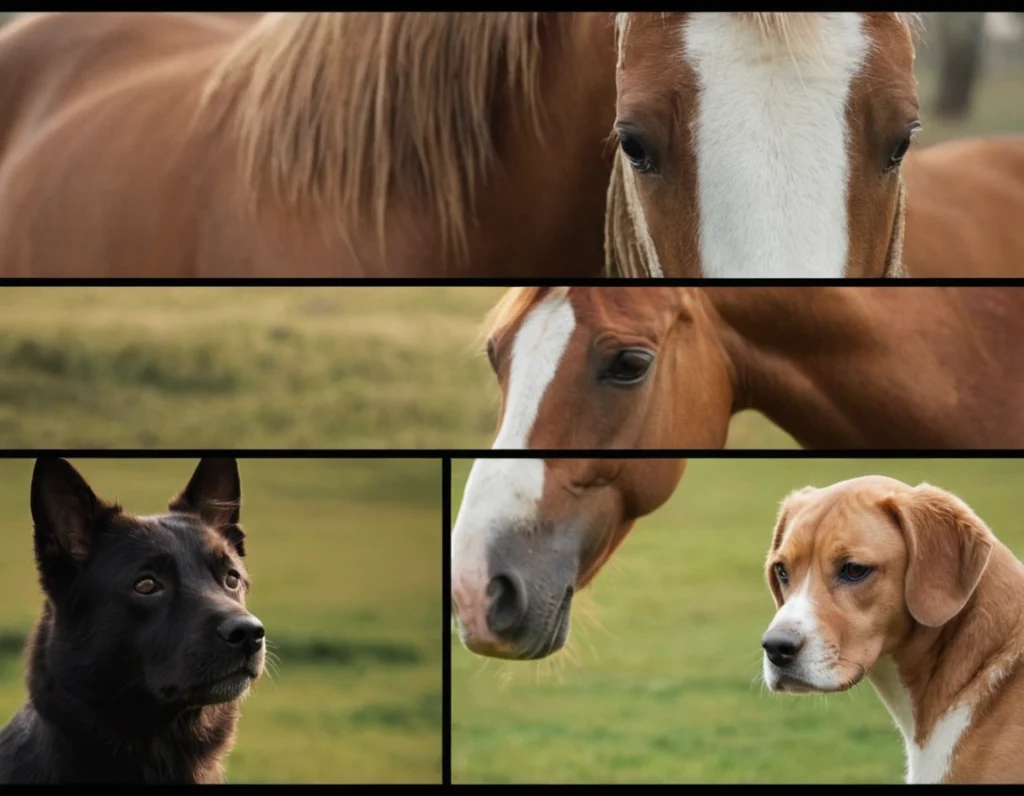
[903,135,1024,277]
[0,13,248,160]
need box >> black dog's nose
[762,627,804,667]
[486,572,528,637]
[218,614,265,654]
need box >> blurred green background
[0,458,442,784]
[450,457,1024,784]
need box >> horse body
[0,12,616,278]
[707,287,1024,448]
[903,135,1024,277]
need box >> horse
[450,285,1024,659]
[606,13,1024,278]
[0,12,616,278]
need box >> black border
[4,449,1024,459]
[440,459,453,787]
[4,277,1024,288]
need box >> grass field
[0,458,442,784]
[450,458,1024,784]
[0,287,794,450]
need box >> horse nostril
[485,573,528,637]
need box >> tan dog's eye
[773,563,789,586]
[839,562,873,583]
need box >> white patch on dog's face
[762,571,845,693]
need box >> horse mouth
[521,586,574,661]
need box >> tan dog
[761,475,1024,784]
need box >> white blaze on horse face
[493,290,577,449]
[682,13,869,278]
[450,292,576,636]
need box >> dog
[0,457,265,783]
[760,475,1024,784]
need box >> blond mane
[480,287,569,347]
[201,12,549,263]
[604,154,659,278]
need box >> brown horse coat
[0,12,616,278]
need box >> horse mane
[200,12,548,262]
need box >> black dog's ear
[170,459,245,555]
[31,458,116,577]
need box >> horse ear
[881,483,994,628]
[31,459,116,591]
[765,487,817,608]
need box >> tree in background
[931,12,987,120]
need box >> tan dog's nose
[762,627,805,667]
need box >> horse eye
[616,128,656,174]
[774,563,789,586]
[601,348,655,386]
[886,123,920,172]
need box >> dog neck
[22,610,239,783]
[867,544,1024,784]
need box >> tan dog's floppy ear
[765,487,817,608]
[881,483,995,628]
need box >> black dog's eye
[133,577,162,596]
[774,563,789,586]
[616,127,656,174]
[839,562,873,583]
[886,123,920,172]
[225,570,241,590]
[600,348,655,386]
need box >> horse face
[609,13,919,278]
[451,457,685,660]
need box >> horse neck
[463,12,617,279]
[701,287,1011,449]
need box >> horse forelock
[480,287,573,350]
[733,13,919,57]
[200,12,549,264]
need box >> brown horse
[607,12,1024,278]
[0,12,616,278]
[451,285,1024,659]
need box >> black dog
[0,457,265,783]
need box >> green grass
[0,458,442,784]
[450,458,1024,784]
[0,287,794,450]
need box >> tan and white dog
[761,475,1024,784]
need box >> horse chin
[521,587,574,661]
